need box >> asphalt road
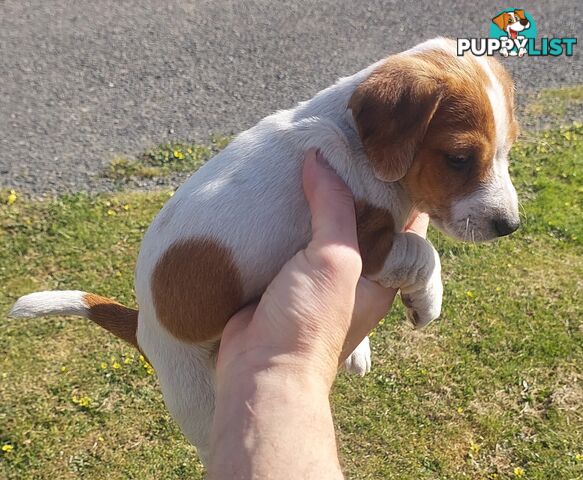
[1,0,581,195]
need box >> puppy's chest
[355,201,397,276]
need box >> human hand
[216,150,429,388]
[208,150,429,478]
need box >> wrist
[216,348,337,394]
[210,360,342,479]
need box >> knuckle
[315,245,362,279]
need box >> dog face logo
[490,8,536,57]
[492,9,531,40]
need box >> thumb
[302,150,359,253]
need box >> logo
[457,9,576,57]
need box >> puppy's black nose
[520,18,529,26]
[493,218,520,237]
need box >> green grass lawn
[1,117,582,479]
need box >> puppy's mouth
[430,215,495,243]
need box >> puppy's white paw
[401,246,443,328]
[343,336,371,376]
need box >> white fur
[10,290,88,318]
[344,336,372,376]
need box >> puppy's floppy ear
[492,12,509,31]
[514,9,526,20]
[349,56,441,182]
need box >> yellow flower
[7,190,17,205]
[123,204,130,211]
[143,362,154,375]
[100,362,108,370]
[173,150,184,159]
[72,394,91,407]
[107,209,116,216]
[112,361,121,370]
[456,406,464,414]
[2,444,14,453]
[513,467,525,477]
[495,286,502,292]
[466,290,474,298]
[576,453,583,462]
[60,366,67,373]
[123,356,133,364]
[469,442,480,454]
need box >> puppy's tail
[9,291,139,348]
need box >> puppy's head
[349,39,520,241]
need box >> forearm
[209,367,343,479]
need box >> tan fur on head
[349,44,519,231]
[348,56,442,182]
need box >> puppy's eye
[446,154,471,170]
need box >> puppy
[492,9,531,57]
[11,38,520,464]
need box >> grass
[103,136,231,181]
[524,85,583,119]
[1,116,582,478]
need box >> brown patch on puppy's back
[355,201,395,276]
[152,238,243,343]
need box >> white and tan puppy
[11,38,520,463]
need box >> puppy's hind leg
[137,314,216,465]
[343,336,371,376]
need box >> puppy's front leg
[368,232,442,328]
